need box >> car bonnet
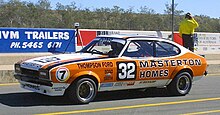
[19,53,106,70]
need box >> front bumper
[15,74,69,96]
[18,80,69,96]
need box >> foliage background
[0,0,220,32]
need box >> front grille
[21,68,39,78]
[14,74,52,86]
[15,67,52,86]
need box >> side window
[127,42,139,52]
[91,42,111,53]
[155,41,180,57]
[123,41,153,57]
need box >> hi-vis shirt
[179,18,199,37]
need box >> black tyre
[66,78,97,104]
[167,72,192,96]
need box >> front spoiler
[18,80,70,96]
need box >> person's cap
[185,12,192,18]
[185,12,191,16]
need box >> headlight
[39,71,47,76]
[14,64,21,73]
[39,69,49,80]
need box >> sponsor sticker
[114,82,123,87]
[126,81,135,86]
[77,62,113,69]
[100,83,113,87]
[52,87,66,91]
[114,81,135,87]
[21,62,42,69]
[104,69,113,81]
[139,81,156,84]
[24,84,40,90]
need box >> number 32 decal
[117,62,136,80]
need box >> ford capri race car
[14,35,207,104]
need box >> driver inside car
[108,42,124,57]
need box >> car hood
[20,53,107,70]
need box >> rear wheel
[167,72,192,96]
[66,78,97,104]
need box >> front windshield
[79,37,126,57]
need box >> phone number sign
[0,28,76,53]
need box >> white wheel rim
[177,75,190,94]
[77,81,95,102]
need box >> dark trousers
[182,34,194,52]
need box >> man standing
[179,12,199,52]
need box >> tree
[0,0,219,32]
[164,3,184,31]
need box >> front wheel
[66,78,97,104]
[167,72,192,96]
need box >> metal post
[64,22,80,53]
[171,0,174,41]
[74,23,84,49]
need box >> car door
[122,40,181,88]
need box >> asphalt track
[0,75,220,115]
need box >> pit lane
[0,75,220,115]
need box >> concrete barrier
[0,53,52,83]
[0,70,15,83]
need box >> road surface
[0,75,220,115]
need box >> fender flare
[170,65,194,80]
[67,71,101,86]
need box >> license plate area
[24,83,40,90]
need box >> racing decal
[139,59,202,68]
[77,62,113,69]
[56,67,70,82]
[114,81,135,87]
[139,80,156,84]
[21,62,42,69]
[127,81,135,86]
[117,61,137,80]
[77,62,101,69]
[104,69,113,81]
[24,83,40,90]
[34,57,61,63]
[114,82,123,87]
[102,62,114,67]
[139,69,169,79]
[46,57,110,70]
[100,83,114,88]
[138,59,201,79]
[52,87,66,91]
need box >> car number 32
[117,62,136,80]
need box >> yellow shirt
[179,18,199,37]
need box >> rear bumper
[193,76,203,82]
[204,70,208,76]
[193,70,208,81]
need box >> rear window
[155,41,180,57]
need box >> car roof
[97,34,182,47]
[97,34,159,39]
